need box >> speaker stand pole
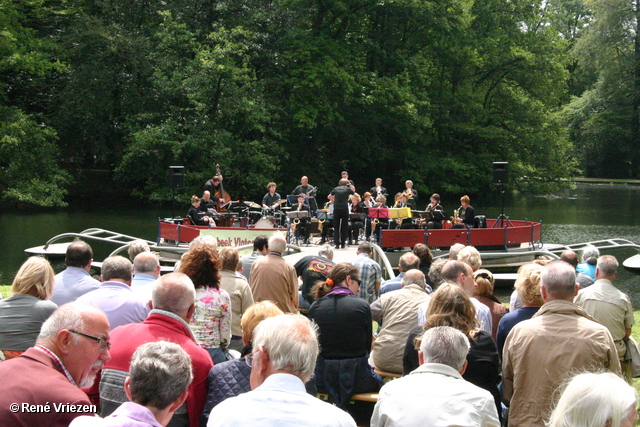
[172,188,176,219]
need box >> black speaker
[169,166,185,190]
[493,162,508,185]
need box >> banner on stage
[200,228,284,248]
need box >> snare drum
[255,218,275,228]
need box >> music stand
[368,208,389,243]
[287,211,310,245]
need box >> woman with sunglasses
[307,262,382,408]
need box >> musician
[330,179,355,249]
[370,178,388,199]
[290,194,311,243]
[392,191,414,229]
[199,191,218,212]
[426,193,445,229]
[203,175,223,195]
[188,195,216,226]
[366,194,388,242]
[291,176,317,211]
[262,182,281,210]
[319,195,334,245]
[341,171,356,192]
[348,193,365,245]
[452,195,475,229]
[405,180,418,201]
[362,191,375,208]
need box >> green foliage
[0,107,70,207]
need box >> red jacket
[0,346,95,426]
[106,311,213,426]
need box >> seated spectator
[207,314,356,427]
[130,252,161,303]
[379,252,423,296]
[51,239,100,306]
[308,263,382,407]
[473,269,508,341]
[76,256,150,330]
[412,243,433,286]
[577,244,599,281]
[0,303,111,426]
[547,372,637,427]
[0,256,58,360]
[202,301,283,421]
[179,243,231,364]
[370,270,431,374]
[496,262,543,357]
[100,273,212,427]
[127,239,150,261]
[218,247,254,352]
[372,326,499,427]
[71,341,193,427]
[458,245,482,272]
[404,283,501,421]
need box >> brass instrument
[372,218,379,232]
[450,208,460,224]
[291,217,300,236]
[318,218,325,234]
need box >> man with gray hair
[127,239,150,261]
[575,255,635,380]
[100,273,213,427]
[379,252,426,296]
[130,251,161,302]
[370,269,431,374]
[294,244,336,308]
[207,314,356,427]
[250,233,299,313]
[503,260,620,427]
[76,256,150,329]
[371,326,499,427]
[0,303,111,426]
[71,341,193,427]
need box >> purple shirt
[76,281,150,330]
[70,402,163,427]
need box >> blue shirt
[576,261,597,281]
[76,281,150,330]
[130,273,157,303]
[495,306,540,358]
[51,267,101,306]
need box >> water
[2,184,640,304]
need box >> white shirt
[418,297,492,335]
[371,363,500,427]
[208,373,355,427]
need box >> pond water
[1,183,639,303]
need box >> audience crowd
[0,236,635,427]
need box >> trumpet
[318,218,325,234]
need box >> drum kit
[241,199,288,228]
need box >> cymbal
[277,199,288,205]
[244,201,261,209]
[281,207,291,210]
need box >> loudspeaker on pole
[493,162,508,185]
[169,166,185,190]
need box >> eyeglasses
[69,330,111,351]
[245,349,260,367]
[350,276,361,285]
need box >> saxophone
[318,218,325,234]
[291,218,300,236]
[451,208,460,224]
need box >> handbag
[623,336,640,377]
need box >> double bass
[214,164,233,226]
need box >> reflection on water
[2,184,640,304]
